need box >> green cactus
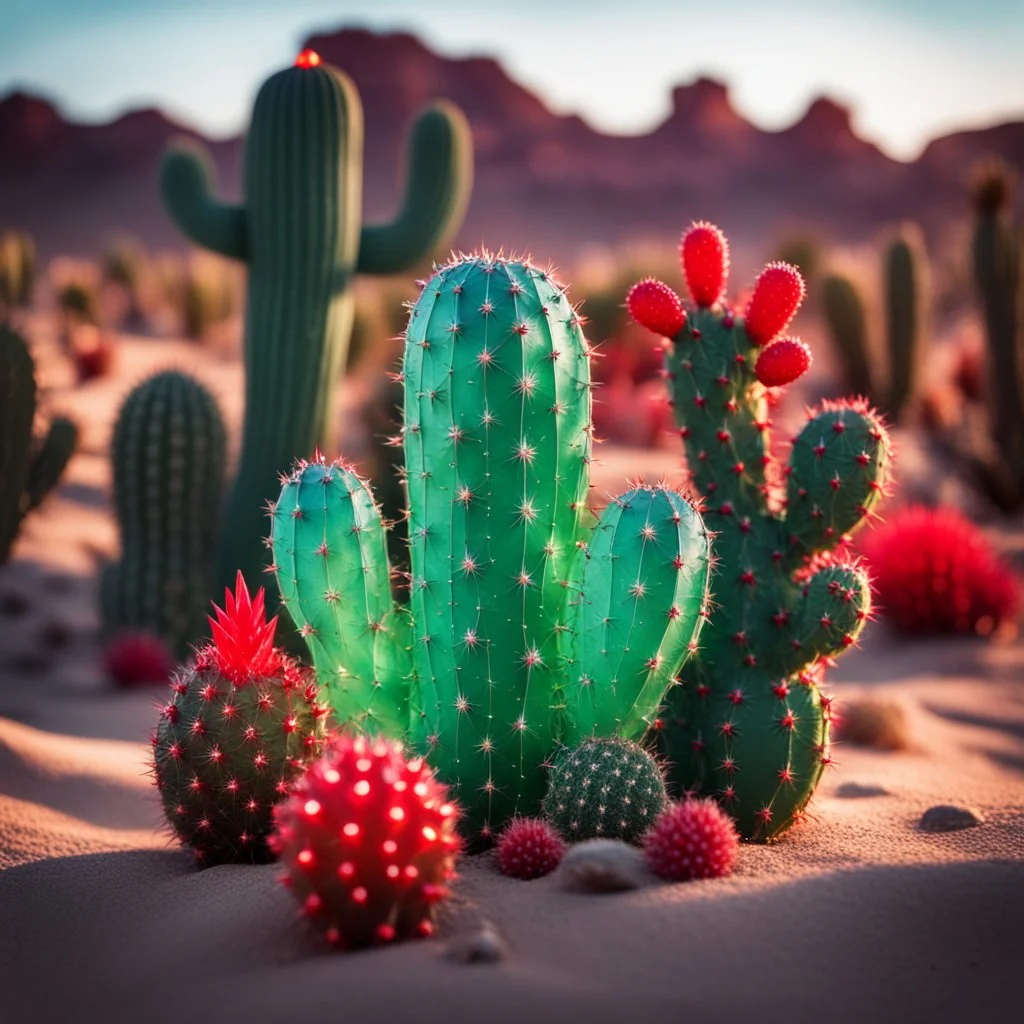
[0,324,77,563]
[542,737,669,845]
[0,231,36,310]
[272,254,712,845]
[102,371,227,660]
[627,222,892,841]
[160,50,473,600]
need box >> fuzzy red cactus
[103,630,173,686]
[755,337,812,387]
[644,798,739,881]
[496,817,566,880]
[272,732,461,949]
[626,278,687,338]
[743,262,805,346]
[680,221,730,307]
[858,505,1021,636]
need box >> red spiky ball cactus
[644,798,739,881]
[152,572,328,865]
[496,818,566,880]
[858,505,1021,636]
[271,732,461,949]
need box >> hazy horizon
[2,1,1024,160]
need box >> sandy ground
[1,330,1022,1024]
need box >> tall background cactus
[160,48,473,602]
[627,222,892,841]
[0,231,36,311]
[101,371,226,660]
[272,255,712,845]
[821,223,928,422]
[1,324,77,563]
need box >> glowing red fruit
[626,278,687,339]
[755,337,812,387]
[295,49,321,68]
[743,262,805,346]
[680,222,729,307]
[497,818,566,879]
[208,571,281,685]
[103,631,173,686]
[644,798,739,880]
[272,733,461,949]
[858,505,1021,636]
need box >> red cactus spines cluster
[858,505,1021,636]
[271,732,461,949]
[496,818,566,879]
[680,221,730,308]
[644,798,739,881]
[103,630,173,686]
[152,573,328,865]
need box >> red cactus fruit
[858,505,1021,636]
[743,262,805,346]
[644,798,739,881]
[496,817,566,879]
[755,337,813,387]
[103,630,173,686]
[271,732,461,949]
[152,572,328,865]
[680,221,730,307]
[626,278,687,338]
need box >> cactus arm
[161,141,248,262]
[560,486,710,744]
[784,401,891,563]
[884,228,926,421]
[25,416,77,510]
[357,103,473,275]
[822,273,873,399]
[0,325,36,562]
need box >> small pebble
[835,782,890,799]
[447,923,507,964]
[557,839,650,893]
[919,805,984,832]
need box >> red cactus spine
[743,262,806,346]
[496,817,566,879]
[755,337,813,387]
[644,798,739,881]
[626,278,687,338]
[103,630,173,686]
[680,221,730,307]
[272,732,461,949]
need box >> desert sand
[1,328,1022,1024]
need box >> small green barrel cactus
[272,254,713,845]
[1,323,77,563]
[161,48,473,598]
[542,738,669,844]
[628,222,892,842]
[102,371,226,659]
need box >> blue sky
[2,0,1023,159]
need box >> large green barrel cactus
[102,371,226,659]
[1,323,76,563]
[161,49,473,598]
[627,222,892,841]
[272,255,712,845]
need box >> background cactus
[0,323,77,563]
[628,221,893,842]
[272,255,713,846]
[0,231,36,310]
[821,223,928,422]
[101,371,226,660]
[160,48,473,600]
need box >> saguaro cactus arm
[161,140,248,262]
[357,103,473,275]
[25,416,77,511]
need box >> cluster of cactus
[858,504,1020,636]
[542,738,668,845]
[627,221,893,841]
[271,731,460,948]
[161,48,473,601]
[821,222,929,422]
[153,573,329,864]
[101,371,226,659]
[0,230,36,310]
[271,253,713,846]
[0,324,77,563]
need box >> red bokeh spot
[295,49,322,69]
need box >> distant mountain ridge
[1,26,1022,265]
